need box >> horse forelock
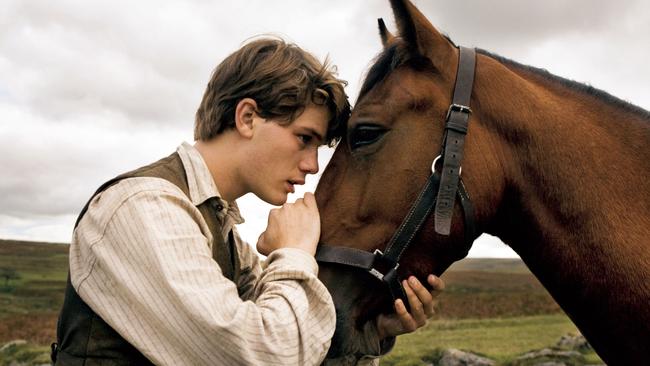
[357,41,436,104]
[358,44,402,101]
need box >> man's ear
[234,98,259,139]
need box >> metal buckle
[445,103,472,121]
[368,249,399,281]
[431,155,462,176]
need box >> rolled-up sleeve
[69,177,336,366]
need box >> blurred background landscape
[0,239,603,366]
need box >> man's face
[246,104,329,206]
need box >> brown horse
[315,0,650,364]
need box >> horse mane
[357,40,649,121]
[477,48,650,121]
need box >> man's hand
[256,193,320,256]
[376,274,445,339]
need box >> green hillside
[0,240,68,346]
[447,257,531,273]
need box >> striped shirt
[69,142,340,365]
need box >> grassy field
[381,314,602,365]
[0,239,603,365]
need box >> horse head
[316,0,503,357]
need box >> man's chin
[260,192,288,206]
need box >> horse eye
[349,124,387,150]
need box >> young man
[52,38,443,365]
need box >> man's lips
[286,179,305,193]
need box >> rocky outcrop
[0,340,51,366]
[425,333,602,366]
[437,348,496,366]
[0,340,27,352]
[514,347,583,365]
[507,333,603,366]
[555,334,590,352]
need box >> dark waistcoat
[52,152,241,365]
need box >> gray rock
[438,348,495,366]
[0,340,27,352]
[556,333,590,351]
[517,348,582,366]
[517,348,581,360]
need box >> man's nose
[299,149,319,174]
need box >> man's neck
[194,134,245,202]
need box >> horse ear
[378,18,395,47]
[389,0,455,62]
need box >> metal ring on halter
[367,249,399,281]
[431,155,462,176]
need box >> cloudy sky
[1,0,648,258]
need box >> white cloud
[468,234,518,258]
[0,101,191,216]
[0,214,76,243]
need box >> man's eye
[298,135,313,144]
[349,124,387,150]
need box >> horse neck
[475,54,650,259]
[472,54,650,360]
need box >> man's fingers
[428,274,445,298]
[428,274,445,289]
[303,192,317,208]
[268,207,280,220]
[403,279,427,326]
[395,298,408,316]
[408,276,435,317]
[394,299,417,333]
[377,276,446,339]
[256,232,268,255]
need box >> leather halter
[315,47,477,307]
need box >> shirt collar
[176,142,244,224]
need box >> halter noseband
[316,46,477,308]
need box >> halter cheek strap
[316,46,477,309]
[434,46,476,235]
